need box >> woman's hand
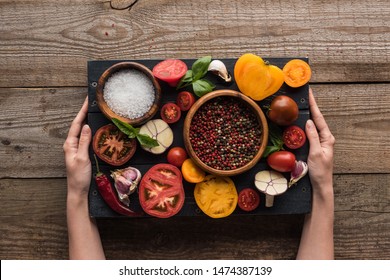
[305,88,335,196]
[63,97,92,198]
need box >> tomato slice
[237,188,260,212]
[181,158,206,183]
[139,164,185,218]
[93,124,136,166]
[161,102,181,124]
[194,175,238,218]
[176,91,195,111]
[283,59,312,88]
[152,59,188,87]
[283,125,306,149]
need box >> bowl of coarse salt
[96,62,161,126]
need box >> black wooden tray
[87,58,311,218]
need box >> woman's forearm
[67,192,105,260]
[297,186,334,260]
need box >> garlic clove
[289,160,309,188]
[111,167,142,206]
[208,59,232,82]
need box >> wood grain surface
[0,0,389,260]
[0,0,389,87]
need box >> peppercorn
[189,97,262,170]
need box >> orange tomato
[283,59,312,88]
[234,53,284,101]
[181,158,206,183]
[194,175,238,218]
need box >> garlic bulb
[208,60,232,82]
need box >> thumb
[305,119,321,152]
[78,124,92,158]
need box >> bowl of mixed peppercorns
[183,89,269,177]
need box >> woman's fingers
[67,97,89,139]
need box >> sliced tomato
[283,125,306,149]
[194,175,238,218]
[152,59,188,87]
[176,91,195,111]
[161,102,181,124]
[237,188,260,212]
[93,124,136,166]
[139,163,185,218]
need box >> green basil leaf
[112,118,137,138]
[192,56,212,81]
[177,70,193,89]
[137,133,159,148]
[262,145,280,158]
[268,123,284,148]
[192,79,215,97]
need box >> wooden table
[0,0,389,260]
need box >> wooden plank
[1,83,389,178]
[0,174,388,259]
[0,0,389,87]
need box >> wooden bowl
[183,90,269,177]
[96,62,161,126]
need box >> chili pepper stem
[93,154,103,176]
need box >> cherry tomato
[152,59,188,87]
[167,147,188,167]
[267,151,296,172]
[176,91,195,111]
[181,158,206,183]
[93,124,136,166]
[268,95,299,126]
[139,164,185,218]
[283,125,306,149]
[161,102,181,124]
[237,188,260,212]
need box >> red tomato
[139,164,185,218]
[161,103,181,124]
[238,188,260,212]
[152,59,188,87]
[267,151,296,172]
[167,147,188,167]
[176,91,195,111]
[93,124,136,166]
[268,95,299,126]
[283,125,306,149]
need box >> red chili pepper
[94,155,142,217]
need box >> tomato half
[139,163,185,218]
[283,125,306,149]
[268,95,299,126]
[237,188,260,212]
[93,124,136,166]
[167,147,188,167]
[267,151,296,172]
[194,175,238,218]
[181,158,206,183]
[176,91,195,111]
[283,59,312,88]
[161,102,181,124]
[152,59,188,87]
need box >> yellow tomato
[181,158,206,183]
[194,175,238,218]
[234,53,284,101]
